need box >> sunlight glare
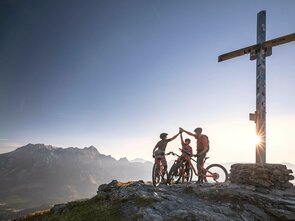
[255,135,262,146]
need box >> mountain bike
[167,148,228,185]
[152,152,172,186]
[167,151,193,184]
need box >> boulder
[230,163,294,189]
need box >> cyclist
[180,127,209,183]
[152,132,180,175]
[180,132,193,177]
[180,132,193,158]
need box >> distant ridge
[0,143,152,220]
[130,158,152,164]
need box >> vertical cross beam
[256,11,266,164]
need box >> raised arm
[180,128,195,137]
[167,132,180,142]
[180,132,185,145]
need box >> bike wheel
[182,167,193,183]
[152,163,160,186]
[203,164,228,183]
[167,163,181,185]
[162,170,168,185]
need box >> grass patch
[124,195,158,207]
[18,196,123,221]
[17,183,157,221]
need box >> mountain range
[0,143,152,219]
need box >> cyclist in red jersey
[180,127,209,183]
[180,132,193,158]
[180,132,193,176]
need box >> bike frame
[172,150,215,179]
[154,154,168,177]
[155,157,164,174]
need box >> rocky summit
[18,180,295,221]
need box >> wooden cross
[218,10,295,164]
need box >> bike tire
[167,163,181,185]
[204,164,228,183]
[189,167,193,182]
[152,163,160,186]
[183,167,193,183]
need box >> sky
[0,0,295,164]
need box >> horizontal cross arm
[218,33,295,62]
[263,33,295,48]
[218,44,258,62]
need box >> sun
[254,135,262,146]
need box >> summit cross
[218,10,295,164]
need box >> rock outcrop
[230,163,294,189]
[95,180,295,220]
[19,180,295,221]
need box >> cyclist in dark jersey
[180,127,209,183]
[152,132,180,173]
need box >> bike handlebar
[178,148,192,156]
[166,149,209,164]
[166,149,192,158]
[177,148,199,163]
[166,151,180,157]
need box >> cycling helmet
[185,138,191,143]
[160,133,168,139]
[194,127,202,133]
